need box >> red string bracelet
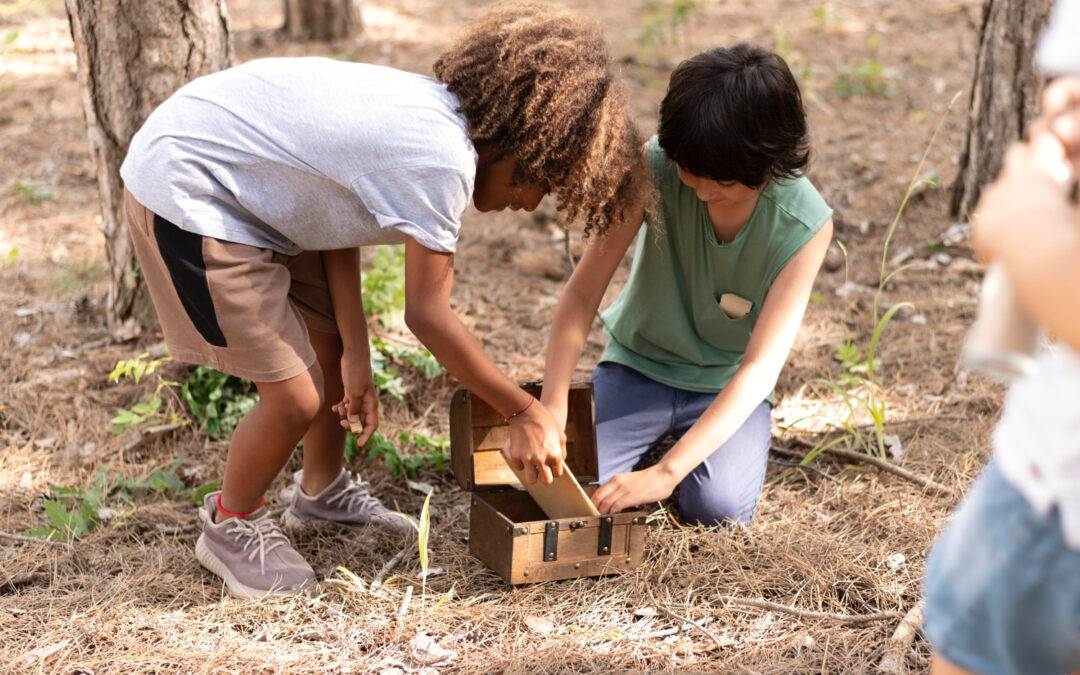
[216,493,265,519]
[502,397,534,422]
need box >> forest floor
[1,0,1003,672]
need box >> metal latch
[597,515,613,555]
[543,521,559,562]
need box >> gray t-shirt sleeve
[351,164,470,254]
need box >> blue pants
[591,362,771,526]
[923,459,1080,675]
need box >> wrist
[502,395,535,423]
[652,460,682,487]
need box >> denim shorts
[923,459,1080,675]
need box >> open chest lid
[449,382,599,491]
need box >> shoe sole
[195,534,308,600]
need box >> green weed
[4,248,18,265]
[833,59,896,99]
[181,366,258,439]
[348,429,449,480]
[798,92,962,464]
[637,0,700,46]
[8,180,58,205]
[363,245,406,328]
[26,461,215,540]
[108,353,187,434]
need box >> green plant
[833,59,895,99]
[812,5,846,29]
[3,248,16,265]
[637,0,700,46]
[108,353,186,434]
[349,429,450,480]
[8,180,58,205]
[362,245,406,328]
[798,92,962,464]
[372,338,445,379]
[26,461,214,540]
[181,366,259,439]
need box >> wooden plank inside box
[450,382,647,584]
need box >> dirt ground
[1,0,1003,672]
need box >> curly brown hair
[432,3,651,239]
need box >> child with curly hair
[540,43,833,525]
[119,3,648,598]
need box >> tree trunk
[283,0,363,41]
[950,0,1051,219]
[65,0,233,336]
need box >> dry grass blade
[374,548,408,590]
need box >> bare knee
[256,366,325,429]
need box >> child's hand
[1041,77,1080,169]
[501,400,566,485]
[591,465,678,514]
[333,353,379,447]
[971,136,1075,264]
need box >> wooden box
[450,382,647,584]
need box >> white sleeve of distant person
[1038,0,1080,75]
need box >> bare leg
[930,654,981,675]
[299,328,347,496]
[217,363,324,520]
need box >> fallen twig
[646,585,731,651]
[878,600,925,674]
[1,570,51,589]
[122,421,185,454]
[0,530,73,550]
[717,595,902,625]
[774,441,954,496]
[373,548,408,590]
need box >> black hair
[657,43,810,188]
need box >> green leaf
[191,481,219,505]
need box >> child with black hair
[540,43,833,525]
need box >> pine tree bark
[283,0,363,41]
[65,0,233,335]
[950,0,1051,219]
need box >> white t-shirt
[996,346,1080,548]
[121,57,476,255]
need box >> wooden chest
[450,382,647,584]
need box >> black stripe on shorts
[152,214,228,348]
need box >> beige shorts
[124,189,339,383]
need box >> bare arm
[322,247,377,445]
[540,202,646,428]
[403,236,566,484]
[593,219,834,514]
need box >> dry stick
[0,531,73,550]
[645,584,730,651]
[878,600,925,674]
[373,548,408,590]
[774,441,954,496]
[1,570,51,589]
[716,595,902,625]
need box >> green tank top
[599,137,832,403]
